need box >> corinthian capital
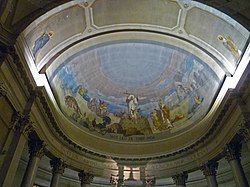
[225,141,242,162]
[144,175,156,186]
[172,172,188,186]
[11,111,32,133]
[28,138,46,159]
[0,82,7,98]
[50,158,66,174]
[78,170,94,184]
[201,160,218,176]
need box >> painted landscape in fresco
[47,41,221,138]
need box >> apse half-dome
[46,40,223,142]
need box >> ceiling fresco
[46,41,223,141]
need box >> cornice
[34,78,237,161]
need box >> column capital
[144,175,156,186]
[11,111,33,134]
[237,96,250,142]
[0,82,7,98]
[238,116,250,143]
[110,174,119,186]
[172,172,188,186]
[28,138,46,159]
[225,141,242,162]
[238,127,250,143]
[201,160,218,176]
[78,170,94,184]
[50,158,66,174]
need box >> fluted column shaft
[201,161,218,187]
[50,158,65,187]
[21,138,45,187]
[225,142,249,187]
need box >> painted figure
[158,100,173,129]
[65,95,82,115]
[32,31,53,57]
[151,110,162,131]
[217,35,241,61]
[99,100,108,116]
[126,94,139,119]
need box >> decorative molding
[23,123,34,137]
[238,120,250,143]
[35,88,235,161]
[237,96,250,143]
[201,160,218,176]
[0,24,17,45]
[172,172,188,186]
[78,170,94,184]
[0,82,7,97]
[11,47,35,94]
[50,158,66,174]
[28,138,46,159]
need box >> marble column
[50,158,65,187]
[117,165,124,187]
[225,141,249,187]
[172,172,188,187]
[78,170,94,187]
[0,112,32,187]
[201,161,219,187]
[21,138,45,187]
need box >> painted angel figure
[217,35,241,61]
[126,94,139,119]
[32,31,54,57]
